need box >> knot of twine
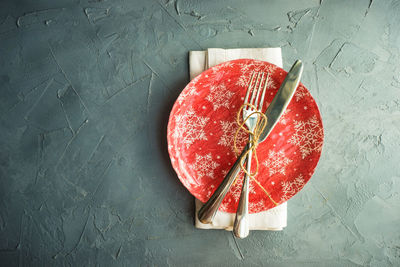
[233,104,278,206]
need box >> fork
[233,72,269,238]
[197,72,269,225]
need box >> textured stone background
[1,0,400,266]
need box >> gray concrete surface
[1,0,400,266]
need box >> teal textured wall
[0,0,399,266]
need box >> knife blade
[258,60,303,142]
[198,60,304,224]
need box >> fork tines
[244,71,270,113]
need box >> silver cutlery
[198,60,304,226]
[233,72,269,238]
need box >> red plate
[167,59,323,213]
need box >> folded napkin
[190,48,287,231]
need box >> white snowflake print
[189,153,220,179]
[279,108,291,125]
[249,199,266,213]
[211,61,234,75]
[238,62,252,73]
[294,85,309,102]
[219,200,230,212]
[218,121,248,152]
[280,174,305,202]
[236,62,260,87]
[205,84,234,110]
[236,66,277,90]
[238,61,267,73]
[173,109,209,148]
[236,73,250,88]
[265,76,278,90]
[229,175,256,202]
[263,150,293,176]
[220,61,235,68]
[263,63,278,76]
[205,184,215,198]
[178,77,200,105]
[288,115,323,159]
[178,86,198,105]
[178,158,200,189]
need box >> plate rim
[167,58,324,213]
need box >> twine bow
[233,103,279,206]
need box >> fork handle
[233,137,252,238]
[233,173,250,238]
[197,144,250,224]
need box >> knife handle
[197,144,249,224]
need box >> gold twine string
[233,103,279,206]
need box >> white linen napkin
[190,48,287,231]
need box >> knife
[198,60,304,224]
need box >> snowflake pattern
[211,61,235,75]
[279,108,291,125]
[249,199,266,213]
[173,110,209,148]
[179,158,200,189]
[205,184,215,198]
[235,63,278,90]
[221,169,228,178]
[178,75,201,104]
[178,86,198,105]
[263,63,279,75]
[295,85,309,102]
[263,150,293,175]
[205,84,234,110]
[265,76,278,90]
[238,61,274,74]
[288,115,323,159]
[236,74,250,88]
[281,174,305,202]
[190,153,220,179]
[238,62,252,73]
[229,175,256,202]
[219,200,230,212]
[218,121,248,152]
